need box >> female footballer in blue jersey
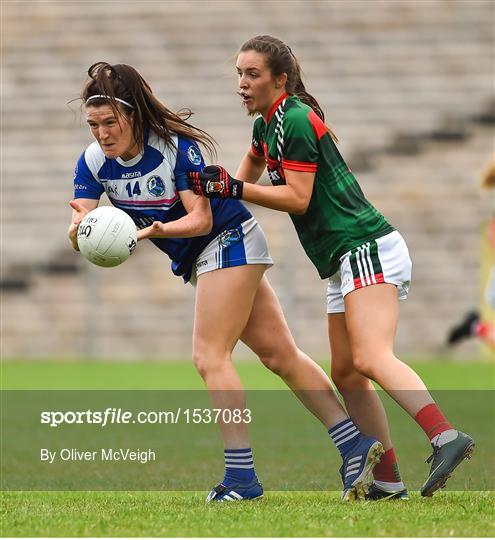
[189,35,475,499]
[68,62,385,502]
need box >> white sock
[374,480,406,492]
[431,429,458,447]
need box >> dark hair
[81,62,217,158]
[238,35,338,142]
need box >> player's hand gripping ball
[77,207,137,267]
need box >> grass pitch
[1,359,494,537]
[2,490,494,537]
[2,358,494,390]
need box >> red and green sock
[414,403,458,446]
[373,448,405,491]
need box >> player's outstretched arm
[242,168,315,215]
[67,198,99,251]
[137,190,213,241]
[188,165,314,215]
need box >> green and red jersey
[251,93,394,278]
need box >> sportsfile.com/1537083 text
[40,408,253,427]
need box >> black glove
[188,165,244,200]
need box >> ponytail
[288,55,326,122]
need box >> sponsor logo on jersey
[73,165,78,179]
[122,171,142,179]
[187,145,202,166]
[195,259,208,269]
[147,176,165,197]
[219,229,241,248]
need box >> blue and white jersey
[73,131,251,281]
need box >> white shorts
[190,217,273,284]
[326,230,412,313]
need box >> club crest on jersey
[147,176,165,197]
[187,145,202,166]
[218,229,241,248]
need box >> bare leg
[328,312,394,450]
[343,283,475,497]
[344,283,434,417]
[193,264,267,448]
[240,276,347,428]
[240,277,385,500]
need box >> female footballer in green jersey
[189,35,474,498]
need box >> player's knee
[257,343,297,377]
[352,347,398,379]
[192,347,225,380]
[249,339,295,376]
[350,350,377,379]
[259,352,286,376]
[331,359,359,389]
[192,353,208,380]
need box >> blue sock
[328,419,361,458]
[223,448,256,486]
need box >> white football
[77,206,137,267]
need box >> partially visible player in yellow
[447,153,495,351]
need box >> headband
[85,94,134,109]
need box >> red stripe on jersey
[266,156,279,171]
[353,277,364,289]
[266,92,289,123]
[111,194,179,206]
[308,109,328,140]
[282,159,317,172]
[251,143,264,157]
